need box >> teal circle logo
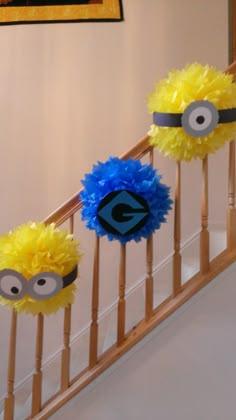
[97,190,149,236]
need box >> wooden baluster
[69,214,74,235]
[200,156,210,273]
[145,235,153,319]
[89,235,100,368]
[61,305,72,391]
[146,148,154,318]
[117,244,126,345]
[31,313,44,416]
[173,161,182,296]
[61,215,74,390]
[4,309,17,420]
[149,147,154,166]
[227,140,236,249]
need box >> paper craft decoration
[148,63,236,161]
[0,222,81,315]
[80,157,172,244]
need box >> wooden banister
[120,135,151,160]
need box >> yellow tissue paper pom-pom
[0,222,81,315]
[148,63,236,161]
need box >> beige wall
[0,0,229,402]
[0,0,228,232]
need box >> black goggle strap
[153,108,236,127]
[62,265,78,289]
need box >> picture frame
[0,0,123,25]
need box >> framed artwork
[229,0,236,62]
[0,0,123,25]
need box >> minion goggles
[0,265,78,301]
[153,100,236,137]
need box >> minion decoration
[80,157,173,244]
[0,222,81,315]
[148,63,236,161]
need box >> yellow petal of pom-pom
[0,222,81,315]
[147,63,236,161]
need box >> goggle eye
[0,269,27,300]
[181,100,219,137]
[28,272,63,300]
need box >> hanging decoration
[80,157,173,244]
[148,63,236,161]
[0,222,81,315]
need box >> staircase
[50,261,236,420]
[0,227,228,420]
[1,60,236,420]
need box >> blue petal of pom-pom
[80,157,173,244]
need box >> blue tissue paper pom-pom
[80,157,173,244]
